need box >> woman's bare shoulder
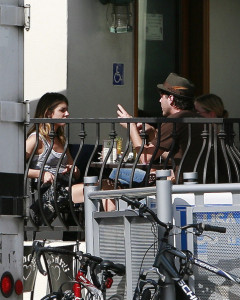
[26,133,44,152]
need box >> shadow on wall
[27,90,68,117]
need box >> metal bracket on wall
[0,101,29,123]
[0,4,30,31]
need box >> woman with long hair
[26,92,85,228]
[26,92,83,204]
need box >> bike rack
[84,172,240,300]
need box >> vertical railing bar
[52,123,70,229]
[113,123,131,189]
[175,123,192,184]
[25,123,41,229]
[213,123,219,183]
[163,123,176,172]
[226,144,240,181]
[218,125,232,182]
[203,124,212,184]
[129,122,146,188]
[166,122,177,182]
[36,123,55,229]
[98,122,117,189]
[193,123,208,183]
[85,123,100,177]
[66,122,86,228]
[144,121,161,186]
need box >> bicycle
[120,195,240,300]
[32,241,125,300]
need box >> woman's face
[48,101,69,127]
[194,102,216,118]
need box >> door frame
[134,0,210,115]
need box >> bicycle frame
[74,268,104,300]
[153,242,240,300]
[120,195,235,300]
[191,256,240,284]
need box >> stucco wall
[24,0,240,121]
[67,0,134,119]
[67,0,134,143]
[210,0,240,118]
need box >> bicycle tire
[41,291,75,300]
[141,288,151,300]
[40,292,62,300]
[108,294,124,300]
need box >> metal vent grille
[96,215,158,299]
[192,211,240,300]
[130,219,158,295]
[98,218,126,299]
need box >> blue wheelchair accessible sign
[113,63,124,85]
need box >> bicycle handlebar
[100,260,125,276]
[121,195,227,235]
[202,223,226,233]
[182,223,226,233]
[33,241,125,284]
[33,242,103,276]
[121,195,169,229]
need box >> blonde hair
[194,94,228,118]
[28,92,68,144]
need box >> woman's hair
[28,92,69,144]
[194,94,228,118]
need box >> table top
[90,161,165,170]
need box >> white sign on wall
[146,14,163,41]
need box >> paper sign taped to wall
[146,14,163,41]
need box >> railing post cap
[84,176,98,184]
[183,172,198,184]
[156,169,171,178]
[183,172,198,180]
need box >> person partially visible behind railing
[194,93,236,183]
[26,92,84,225]
[116,73,209,184]
[194,93,229,118]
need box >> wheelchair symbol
[113,63,124,85]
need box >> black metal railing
[24,117,240,233]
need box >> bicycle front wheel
[84,290,101,300]
[41,291,75,300]
[41,292,62,300]
[108,295,124,300]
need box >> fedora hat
[157,73,195,100]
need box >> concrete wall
[67,1,134,120]
[66,0,134,143]
[24,0,240,121]
[24,0,134,143]
[210,0,240,118]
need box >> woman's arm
[64,149,80,180]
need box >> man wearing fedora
[117,72,205,183]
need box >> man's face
[159,94,172,117]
